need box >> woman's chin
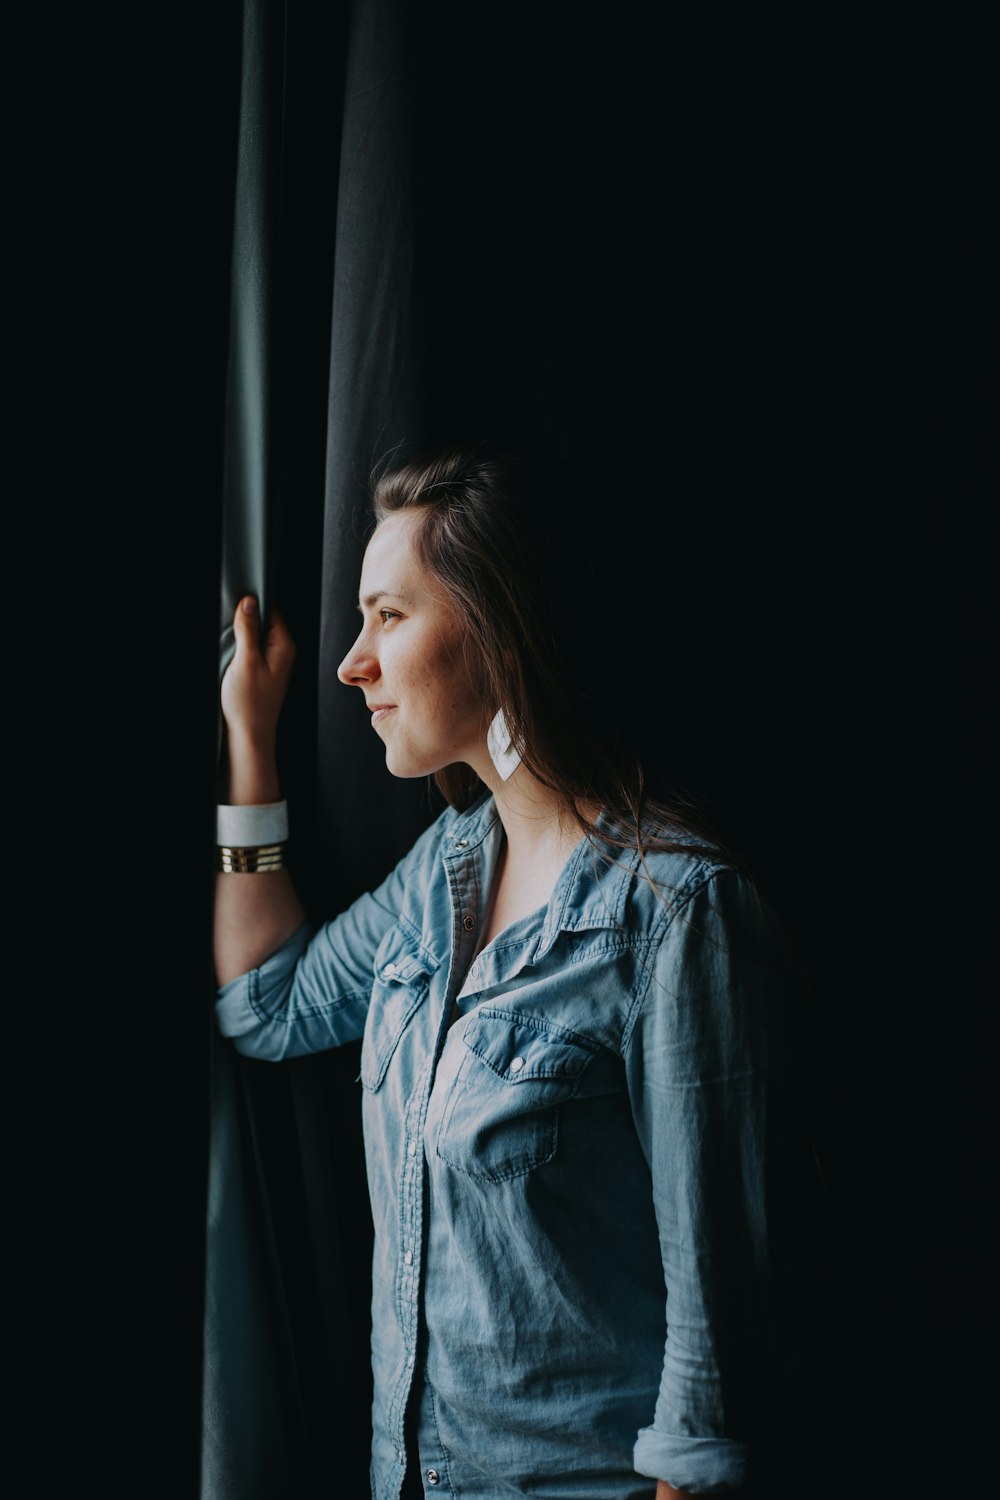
[383,748,428,780]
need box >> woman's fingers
[232,598,296,675]
[262,604,297,674]
[222,598,296,745]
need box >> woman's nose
[337,631,377,686]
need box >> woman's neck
[492,766,590,863]
[467,773,580,951]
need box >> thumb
[232,595,262,656]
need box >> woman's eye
[379,608,400,624]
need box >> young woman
[214,446,799,1499]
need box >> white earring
[487,708,522,781]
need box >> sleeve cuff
[634,1427,749,1494]
[215,922,312,1039]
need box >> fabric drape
[204,0,312,1493]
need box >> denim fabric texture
[216,793,793,1497]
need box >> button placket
[391,823,496,1489]
[445,830,494,1006]
[412,1376,453,1498]
[396,1061,432,1423]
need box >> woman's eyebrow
[357,589,414,611]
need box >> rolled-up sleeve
[626,869,791,1494]
[215,814,448,1061]
[214,896,383,1059]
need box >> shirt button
[426,1471,440,1486]
[407,1140,417,1158]
[404,1249,413,1265]
[462,915,475,931]
[455,839,468,848]
[407,1352,415,1366]
[398,1451,406,1465]
[509,1055,524,1073]
[384,962,396,975]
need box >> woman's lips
[370,705,395,726]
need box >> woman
[214,446,798,1498]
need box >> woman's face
[337,508,488,779]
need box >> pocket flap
[360,931,440,1091]
[461,1008,596,1084]
[376,952,427,985]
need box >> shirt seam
[619,869,726,1055]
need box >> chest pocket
[435,1007,597,1183]
[359,932,438,1092]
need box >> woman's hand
[214,596,306,986]
[220,596,296,804]
[221,596,297,748]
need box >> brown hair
[370,443,744,872]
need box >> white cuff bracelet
[216,800,289,846]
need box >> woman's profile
[214,445,802,1499]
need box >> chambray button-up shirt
[216,794,793,1498]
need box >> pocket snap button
[509,1055,524,1073]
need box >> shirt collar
[442,794,641,960]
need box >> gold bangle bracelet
[217,842,287,873]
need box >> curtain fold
[205,1,315,1494]
[219,0,281,673]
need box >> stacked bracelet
[218,842,286,873]
[216,800,288,874]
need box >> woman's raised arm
[213,596,307,986]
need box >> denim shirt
[216,794,794,1498]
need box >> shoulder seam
[620,867,731,1055]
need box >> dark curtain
[56,4,994,1496]
[203,0,330,1493]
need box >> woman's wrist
[223,733,281,805]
